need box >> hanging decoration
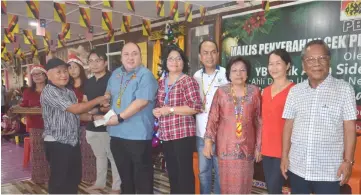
[152,119,160,148]
[23,29,34,45]
[30,45,38,57]
[1,42,7,60]
[20,52,26,62]
[126,0,135,12]
[54,2,66,23]
[79,0,90,5]
[8,14,19,34]
[121,15,131,33]
[4,28,15,43]
[43,31,51,47]
[61,23,71,39]
[105,29,115,43]
[262,0,270,12]
[102,11,113,31]
[169,0,179,22]
[184,3,193,22]
[156,0,164,17]
[14,47,21,56]
[1,0,6,15]
[36,19,46,36]
[142,19,151,36]
[26,0,39,20]
[57,34,66,48]
[199,6,206,25]
[163,23,178,45]
[103,1,114,8]
[79,7,91,28]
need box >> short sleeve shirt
[282,75,357,181]
[106,66,158,140]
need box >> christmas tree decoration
[163,23,178,45]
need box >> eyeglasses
[88,59,104,63]
[167,57,182,63]
[31,73,44,77]
[303,55,330,66]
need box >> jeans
[262,156,285,194]
[196,137,220,194]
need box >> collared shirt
[193,66,228,138]
[84,71,111,132]
[282,74,357,181]
[156,75,202,141]
[106,65,158,140]
[40,83,80,146]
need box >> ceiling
[1,1,233,53]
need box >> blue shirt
[106,65,158,140]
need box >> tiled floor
[1,141,31,184]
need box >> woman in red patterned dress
[20,65,49,184]
[67,54,96,185]
[203,56,262,194]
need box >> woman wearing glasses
[19,65,49,184]
[203,56,262,194]
[153,45,202,194]
[261,49,295,194]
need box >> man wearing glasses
[83,49,121,193]
[281,40,357,194]
[102,42,158,193]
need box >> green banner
[221,1,361,107]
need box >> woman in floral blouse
[203,56,262,194]
[153,45,202,194]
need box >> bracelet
[344,159,355,165]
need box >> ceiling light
[29,21,38,27]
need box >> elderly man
[104,42,158,194]
[41,58,109,194]
[281,40,357,194]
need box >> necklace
[116,72,136,108]
[201,71,218,112]
[230,84,247,138]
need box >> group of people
[17,39,357,194]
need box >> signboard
[221,1,361,107]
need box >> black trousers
[110,137,154,194]
[44,141,81,194]
[162,136,195,194]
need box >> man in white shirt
[281,40,357,194]
[193,40,228,194]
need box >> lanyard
[201,71,218,111]
[164,73,183,105]
[116,72,136,108]
[230,84,247,138]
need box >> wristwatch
[169,107,175,114]
[117,114,124,123]
[344,159,355,166]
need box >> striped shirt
[40,83,80,146]
[282,74,357,181]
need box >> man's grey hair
[300,40,331,59]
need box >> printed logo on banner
[357,105,361,120]
[340,0,361,21]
